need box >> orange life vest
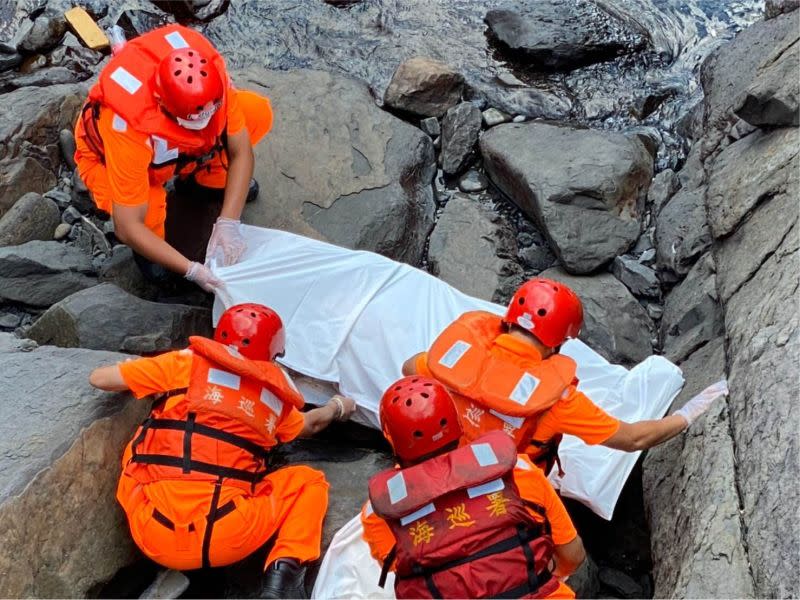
[427,311,577,471]
[125,336,304,493]
[369,431,559,599]
[80,24,230,179]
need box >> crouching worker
[362,376,586,599]
[89,303,355,598]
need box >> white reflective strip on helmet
[387,472,408,504]
[509,373,540,406]
[109,66,142,95]
[164,31,189,49]
[467,478,505,499]
[399,503,436,526]
[151,135,179,164]
[438,340,471,368]
[471,443,498,467]
[260,388,283,415]
[489,410,525,429]
[516,457,532,471]
[207,368,241,390]
[111,113,128,132]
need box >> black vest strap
[379,545,397,589]
[202,477,223,568]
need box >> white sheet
[212,227,684,518]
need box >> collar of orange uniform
[493,333,544,362]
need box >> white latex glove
[206,217,246,267]
[185,261,225,293]
[674,380,729,427]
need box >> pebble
[512,115,527,123]
[496,72,526,87]
[518,232,534,247]
[646,303,664,321]
[638,248,656,265]
[420,116,440,137]
[0,313,22,329]
[432,136,441,150]
[482,108,510,128]
[62,206,82,225]
[44,189,72,209]
[54,223,72,240]
[458,170,488,193]
[103,220,115,235]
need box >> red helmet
[155,48,224,122]
[379,376,462,463]
[214,303,285,361]
[503,278,583,348]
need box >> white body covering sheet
[212,227,685,596]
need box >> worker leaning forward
[362,376,586,598]
[74,24,270,293]
[404,277,726,474]
[90,304,356,598]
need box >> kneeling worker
[362,376,586,599]
[90,303,355,598]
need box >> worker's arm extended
[402,352,424,376]
[552,536,586,578]
[113,202,192,275]
[300,394,356,437]
[219,128,254,220]
[89,365,129,392]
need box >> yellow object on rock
[64,7,109,51]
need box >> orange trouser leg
[194,89,273,189]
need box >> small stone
[441,102,482,175]
[611,255,661,298]
[639,248,656,265]
[519,244,557,272]
[646,303,663,321]
[59,129,77,170]
[44,190,72,209]
[518,232,534,247]
[0,313,22,329]
[54,223,72,240]
[103,220,115,235]
[383,57,465,118]
[139,569,190,600]
[482,108,510,128]
[458,170,488,193]
[62,206,82,225]
[497,72,526,87]
[420,117,440,137]
[68,223,81,240]
[512,115,526,123]
[633,227,655,254]
[432,136,441,150]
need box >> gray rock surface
[441,102,482,175]
[660,253,724,364]
[383,57,464,118]
[239,69,436,265]
[0,157,57,219]
[481,122,652,273]
[655,187,711,277]
[0,241,97,307]
[457,170,488,193]
[419,116,440,137]
[646,168,678,216]
[0,334,147,597]
[610,255,660,298]
[99,246,161,301]
[428,194,523,302]
[539,267,654,365]
[16,12,67,54]
[482,107,510,127]
[765,0,800,18]
[26,284,212,354]
[0,192,60,247]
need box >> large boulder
[237,69,436,265]
[538,267,654,365]
[0,334,147,597]
[654,187,711,277]
[0,241,97,307]
[481,122,652,274]
[26,284,212,354]
[0,192,60,246]
[0,157,57,220]
[428,194,523,302]
[383,57,465,118]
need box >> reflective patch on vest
[207,368,241,390]
[364,500,374,517]
[467,478,505,499]
[438,340,471,369]
[280,367,299,393]
[509,373,540,406]
[111,113,128,132]
[516,457,532,471]
[489,410,525,429]
[260,387,283,415]
[225,345,244,359]
[400,502,435,526]
[164,31,189,49]
[471,443,498,467]
[151,135,179,165]
[110,66,142,95]
[387,472,408,504]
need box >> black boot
[260,558,307,599]
[245,178,259,203]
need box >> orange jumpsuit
[362,454,579,599]
[116,350,328,570]
[74,88,272,239]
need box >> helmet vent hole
[405,399,412,407]
[236,308,243,312]
[392,396,399,404]
[420,392,429,399]
[221,331,228,339]
[187,75,193,84]
[188,63,194,68]
[440,418,447,426]
[250,312,257,318]
[175,57,182,62]
[537,308,547,317]
[413,430,423,438]
[412,378,419,383]
[394,386,401,391]
[201,70,207,77]
[188,51,194,56]
[424,382,433,387]
[201,58,207,64]
[174,69,182,76]
[242,338,251,346]
[518,298,525,305]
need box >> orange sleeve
[513,456,577,546]
[361,501,397,566]
[535,387,620,445]
[225,85,247,136]
[275,406,305,443]
[96,107,154,207]
[414,352,433,377]
[118,350,193,399]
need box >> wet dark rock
[428,193,523,302]
[99,246,160,301]
[0,66,84,94]
[654,187,711,277]
[0,333,146,597]
[59,129,77,171]
[238,68,436,265]
[0,52,22,72]
[518,236,557,273]
[646,168,678,216]
[153,0,228,22]
[482,107,510,127]
[735,36,799,127]
[765,0,800,18]
[457,170,488,193]
[610,255,660,298]
[71,169,94,213]
[441,102,482,175]
[26,283,212,353]
[481,122,652,274]
[17,11,67,54]
[62,206,82,225]
[115,7,174,39]
[674,98,704,141]
[566,554,601,599]
[419,116,440,137]
[485,0,646,72]
[0,158,56,219]
[539,267,654,365]
[0,192,60,247]
[0,241,97,307]
[599,567,643,599]
[383,57,465,118]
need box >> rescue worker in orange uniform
[89,303,356,598]
[403,278,724,473]
[74,24,271,292]
[362,376,586,599]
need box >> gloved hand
[185,261,224,293]
[206,217,246,267]
[674,380,729,427]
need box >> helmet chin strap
[176,114,213,130]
